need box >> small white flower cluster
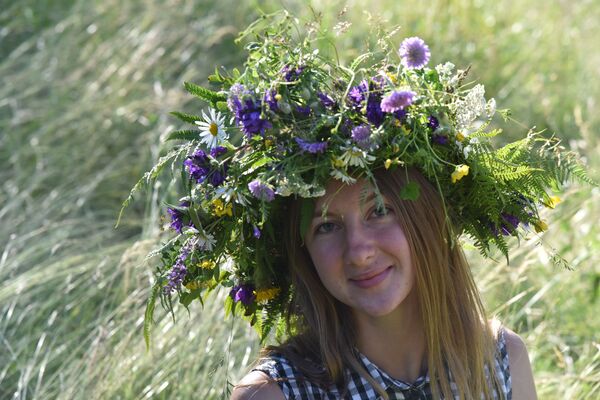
[435,62,459,88]
[454,84,487,131]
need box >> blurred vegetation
[0,0,598,399]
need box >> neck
[353,290,426,384]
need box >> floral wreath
[121,12,593,344]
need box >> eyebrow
[312,192,379,218]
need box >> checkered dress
[253,329,512,399]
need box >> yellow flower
[332,156,345,168]
[212,198,232,217]
[198,260,215,270]
[386,72,398,84]
[254,287,281,303]
[274,94,282,101]
[451,164,470,183]
[456,132,466,142]
[264,139,273,148]
[534,220,548,233]
[384,158,400,170]
[545,195,561,209]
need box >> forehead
[314,179,378,213]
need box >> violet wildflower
[248,180,276,202]
[366,92,384,126]
[399,37,431,69]
[210,146,227,158]
[227,83,246,114]
[253,225,261,239]
[235,98,272,137]
[184,150,211,183]
[394,109,408,122]
[500,213,520,235]
[281,64,304,82]
[317,91,336,109]
[166,201,189,233]
[351,125,371,148]
[209,166,227,187]
[380,90,416,113]
[295,137,328,154]
[432,135,449,145]
[230,284,256,305]
[348,80,368,108]
[295,105,311,117]
[427,116,439,131]
[264,89,279,111]
[163,246,191,295]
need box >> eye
[371,205,394,218]
[314,221,339,234]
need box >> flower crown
[124,14,592,343]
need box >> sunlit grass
[1,0,598,399]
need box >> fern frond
[166,129,200,141]
[184,81,227,105]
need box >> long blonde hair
[263,168,504,399]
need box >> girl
[231,168,537,399]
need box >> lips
[349,266,392,289]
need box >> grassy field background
[1,0,598,399]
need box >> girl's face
[304,179,417,320]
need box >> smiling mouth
[349,266,392,289]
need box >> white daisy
[339,145,375,168]
[195,108,227,149]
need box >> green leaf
[166,129,200,141]
[143,284,160,350]
[250,156,274,170]
[170,111,202,124]
[399,181,420,200]
[183,81,227,104]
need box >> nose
[343,222,376,268]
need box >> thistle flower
[351,124,371,148]
[380,90,416,113]
[248,180,276,202]
[195,108,227,149]
[399,37,431,69]
[295,137,328,154]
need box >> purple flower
[227,83,247,114]
[348,80,368,108]
[166,201,189,233]
[209,166,227,187]
[264,89,279,111]
[427,116,439,131]
[351,125,371,147]
[394,109,408,122]
[500,213,520,235]
[210,146,227,158]
[295,105,311,117]
[236,98,272,137]
[163,246,191,295]
[281,64,304,82]
[295,137,328,154]
[230,284,255,305]
[432,135,449,145]
[253,225,261,239]
[317,91,336,108]
[399,37,431,69]
[184,150,211,183]
[248,180,276,202]
[366,93,384,126]
[380,90,416,113]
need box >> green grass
[1,0,598,399]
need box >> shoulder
[503,327,538,400]
[230,370,285,400]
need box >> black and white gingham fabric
[252,329,512,399]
